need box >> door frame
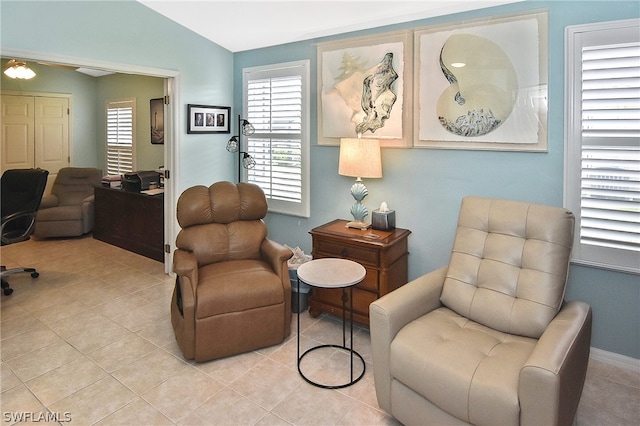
[2,48,181,274]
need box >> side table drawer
[314,239,379,266]
[312,287,377,316]
[358,268,379,292]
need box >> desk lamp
[338,137,382,230]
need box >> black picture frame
[187,104,231,134]
[150,98,164,144]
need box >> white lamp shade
[338,138,382,179]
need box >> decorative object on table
[316,30,413,147]
[372,201,396,231]
[186,104,231,134]
[3,59,36,79]
[338,137,382,230]
[150,98,164,144]
[414,10,548,151]
[226,115,256,182]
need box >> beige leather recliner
[370,197,592,426]
[171,181,293,362]
[34,167,102,238]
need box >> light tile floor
[1,236,638,425]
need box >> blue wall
[1,0,638,359]
[234,1,640,359]
[1,0,235,193]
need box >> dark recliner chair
[1,168,49,295]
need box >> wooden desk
[308,219,411,325]
[93,186,164,262]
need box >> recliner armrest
[260,239,293,279]
[371,266,448,337]
[173,249,199,295]
[39,194,59,209]
[370,266,448,412]
[519,301,592,426]
[82,194,95,205]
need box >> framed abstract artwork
[414,10,549,151]
[317,30,413,147]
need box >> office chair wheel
[1,279,13,296]
[31,272,39,278]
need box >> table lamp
[338,137,382,230]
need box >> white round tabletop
[296,258,366,289]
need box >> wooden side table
[308,219,411,325]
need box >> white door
[1,94,35,171]
[0,94,70,187]
[34,96,70,183]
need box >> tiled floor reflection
[1,236,638,425]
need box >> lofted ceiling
[138,0,523,52]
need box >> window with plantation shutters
[106,98,135,175]
[565,19,640,274]
[243,60,310,217]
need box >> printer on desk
[122,171,161,192]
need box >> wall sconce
[227,115,256,182]
[338,137,382,230]
[3,59,36,80]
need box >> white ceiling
[138,0,522,52]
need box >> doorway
[1,50,180,274]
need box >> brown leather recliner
[34,167,102,238]
[370,197,592,426]
[171,181,293,362]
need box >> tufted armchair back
[175,181,269,266]
[50,167,102,206]
[441,196,575,339]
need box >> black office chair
[1,168,49,296]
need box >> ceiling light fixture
[3,59,36,80]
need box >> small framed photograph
[187,104,230,134]
[150,98,164,144]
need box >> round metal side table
[296,258,366,389]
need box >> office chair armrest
[1,211,37,243]
[519,301,592,426]
[173,249,198,295]
[39,194,59,209]
[260,239,293,279]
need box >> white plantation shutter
[243,61,310,217]
[565,19,640,273]
[106,98,135,175]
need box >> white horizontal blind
[106,98,135,175]
[565,19,640,273]
[581,42,640,252]
[243,61,310,217]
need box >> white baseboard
[590,347,640,372]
